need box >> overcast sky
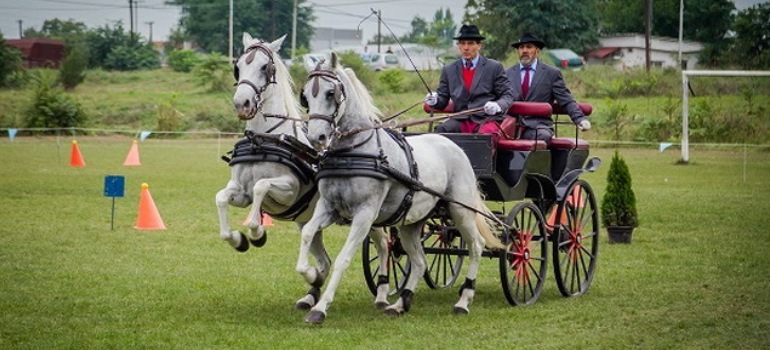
[1,0,766,43]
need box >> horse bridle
[305,67,346,135]
[233,41,278,117]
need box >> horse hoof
[295,301,313,311]
[304,310,325,324]
[250,232,267,247]
[375,301,390,309]
[383,308,403,317]
[235,232,250,252]
[452,307,469,315]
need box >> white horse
[295,53,505,324]
[216,33,390,309]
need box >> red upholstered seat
[423,100,455,113]
[497,139,548,151]
[551,102,593,116]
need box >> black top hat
[511,32,545,49]
[453,24,485,41]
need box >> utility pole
[229,0,233,60]
[291,0,297,59]
[644,0,652,73]
[17,20,22,38]
[377,9,381,53]
[146,21,154,42]
[129,0,134,37]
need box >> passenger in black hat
[425,24,514,134]
[506,32,590,142]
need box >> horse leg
[215,181,250,252]
[368,227,391,308]
[305,212,376,324]
[448,207,485,315]
[244,177,297,247]
[295,200,336,314]
[384,223,426,317]
[295,227,330,310]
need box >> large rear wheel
[421,217,465,289]
[551,180,599,297]
[362,228,409,296]
[499,202,548,306]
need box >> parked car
[367,53,400,71]
[544,49,584,70]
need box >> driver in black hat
[425,24,514,134]
[506,32,590,142]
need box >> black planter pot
[607,226,634,244]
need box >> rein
[335,106,485,139]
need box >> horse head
[233,33,289,121]
[303,52,381,152]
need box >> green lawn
[1,137,769,349]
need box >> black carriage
[362,101,601,306]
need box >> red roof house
[5,38,65,68]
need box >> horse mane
[271,53,303,121]
[332,61,382,122]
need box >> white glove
[424,92,438,106]
[484,101,502,115]
[578,119,591,131]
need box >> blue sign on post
[104,175,125,197]
[104,175,125,230]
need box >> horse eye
[260,65,267,72]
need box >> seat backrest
[551,102,592,116]
[499,117,518,140]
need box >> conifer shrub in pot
[601,151,638,243]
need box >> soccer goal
[681,70,770,162]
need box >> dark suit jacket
[434,56,515,123]
[505,61,585,130]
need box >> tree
[725,3,770,69]
[59,42,88,90]
[166,0,315,57]
[466,0,599,59]
[23,18,88,42]
[83,22,133,68]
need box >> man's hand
[424,92,438,106]
[484,101,502,115]
[578,120,591,131]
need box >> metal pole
[17,20,22,38]
[291,0,297,59]
[129,0,134,37]
[678,0,683,68]
[644,0,652,72]
[681,71,689,163]
[377,9,382,53]
[146,21,154,42]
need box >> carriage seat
[423,100,550,151]
[549,102,593,150]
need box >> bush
[377,69,406,93]
[24,71,87,128]
[166,50,201,73]
[104,43,160,71]
[193,53,232,93]
[59,43,88,90]
[0,34,23,88]
[600,151,638,228]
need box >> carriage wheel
[421,217,465,289]
[362,228,409,297]
[499,202,548,306]
[551,180,599,297]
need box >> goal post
[681,70,770,162]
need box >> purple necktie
[465,60,473,69]
[521,66,531,99]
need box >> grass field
[1,137,769,349]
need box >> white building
[586,34,703,70]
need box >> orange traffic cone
[123,140,141,166]
[135,183,166,230]
[243,211,274,226]
[70,140,86,167]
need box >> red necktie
[521,66,531,99]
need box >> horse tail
[474,196,505,250]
